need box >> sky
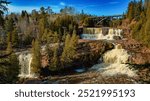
[7,0,131,16]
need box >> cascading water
[97,28,123,40]
[81,28,123,40]
[18,52,33,78]
[91,44,136,77]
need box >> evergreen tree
[61,31,79,66]
[58,28,63,41]
[131,0,150,47]
[50,44,59,71]
[40,7,46,15]
[127,1,135,20]
[53,31,59,43]
[12,29,19,47]
[31,39,41,75]
[70,29,79,57]
[7,32,11,43]
[0,42,19,83]
[126,0,143,21]
[0,12,4,27]
[4,17,14,33]
[45,43,53,60]
[42,29,48,43]
[83,17,94,27]
[62,29,67,42]
[144,2,150,46]
[7,53,19,83]
[134,0,143,20]
[0,34,2,44]
[6,42,12,53]
[61,34,71,65]
[38,17,48,42]
[46,6,53,14]
[0,0,10,13]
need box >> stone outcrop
[130,52,150,65]
[115,35,150,65]
[75,40,114,67]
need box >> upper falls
[91,44,136,77]
[80,27,123,40]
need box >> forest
[126,0,150,47]
[0,0,150,83]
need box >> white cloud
[60,2,66,6]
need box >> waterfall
[18,52,33,78]
[98,28,123,40]
[91,44,136,77]
[81,28,123,40]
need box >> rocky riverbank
[19,29,150,84]
[21,66,150,84]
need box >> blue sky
[7,0,131,16]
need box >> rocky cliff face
[115,28,150,65]
[75,40,114,67]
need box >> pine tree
[0,0,10,13]
[61,34,71,65]
[62,29,67,42]
[58,28,62,41]
[12,29,19,47]
[7,32,11,43]
[51,45,59,71]
[6,42,12,53]
[134,0,143,20]
[42,29,48,43]
[38,17,48,42]
[7,53,19,83]
[0,52,19,83]
[127,1,135,20]
[40,7,46,15]
[31,39,41,75]
[131,1,150,47]
[70,29,79,58]
[0,38,19,83]
[53,31,59,43]
[45,43,53,61]
[0,13,4,27]
[144,2,150,47]
[61,31,79,66]
[4,17,14,33]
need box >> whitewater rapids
[91,44,137,77]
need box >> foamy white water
[18,52,34,78]
[81,28,123,40]
[91,44,136,77]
